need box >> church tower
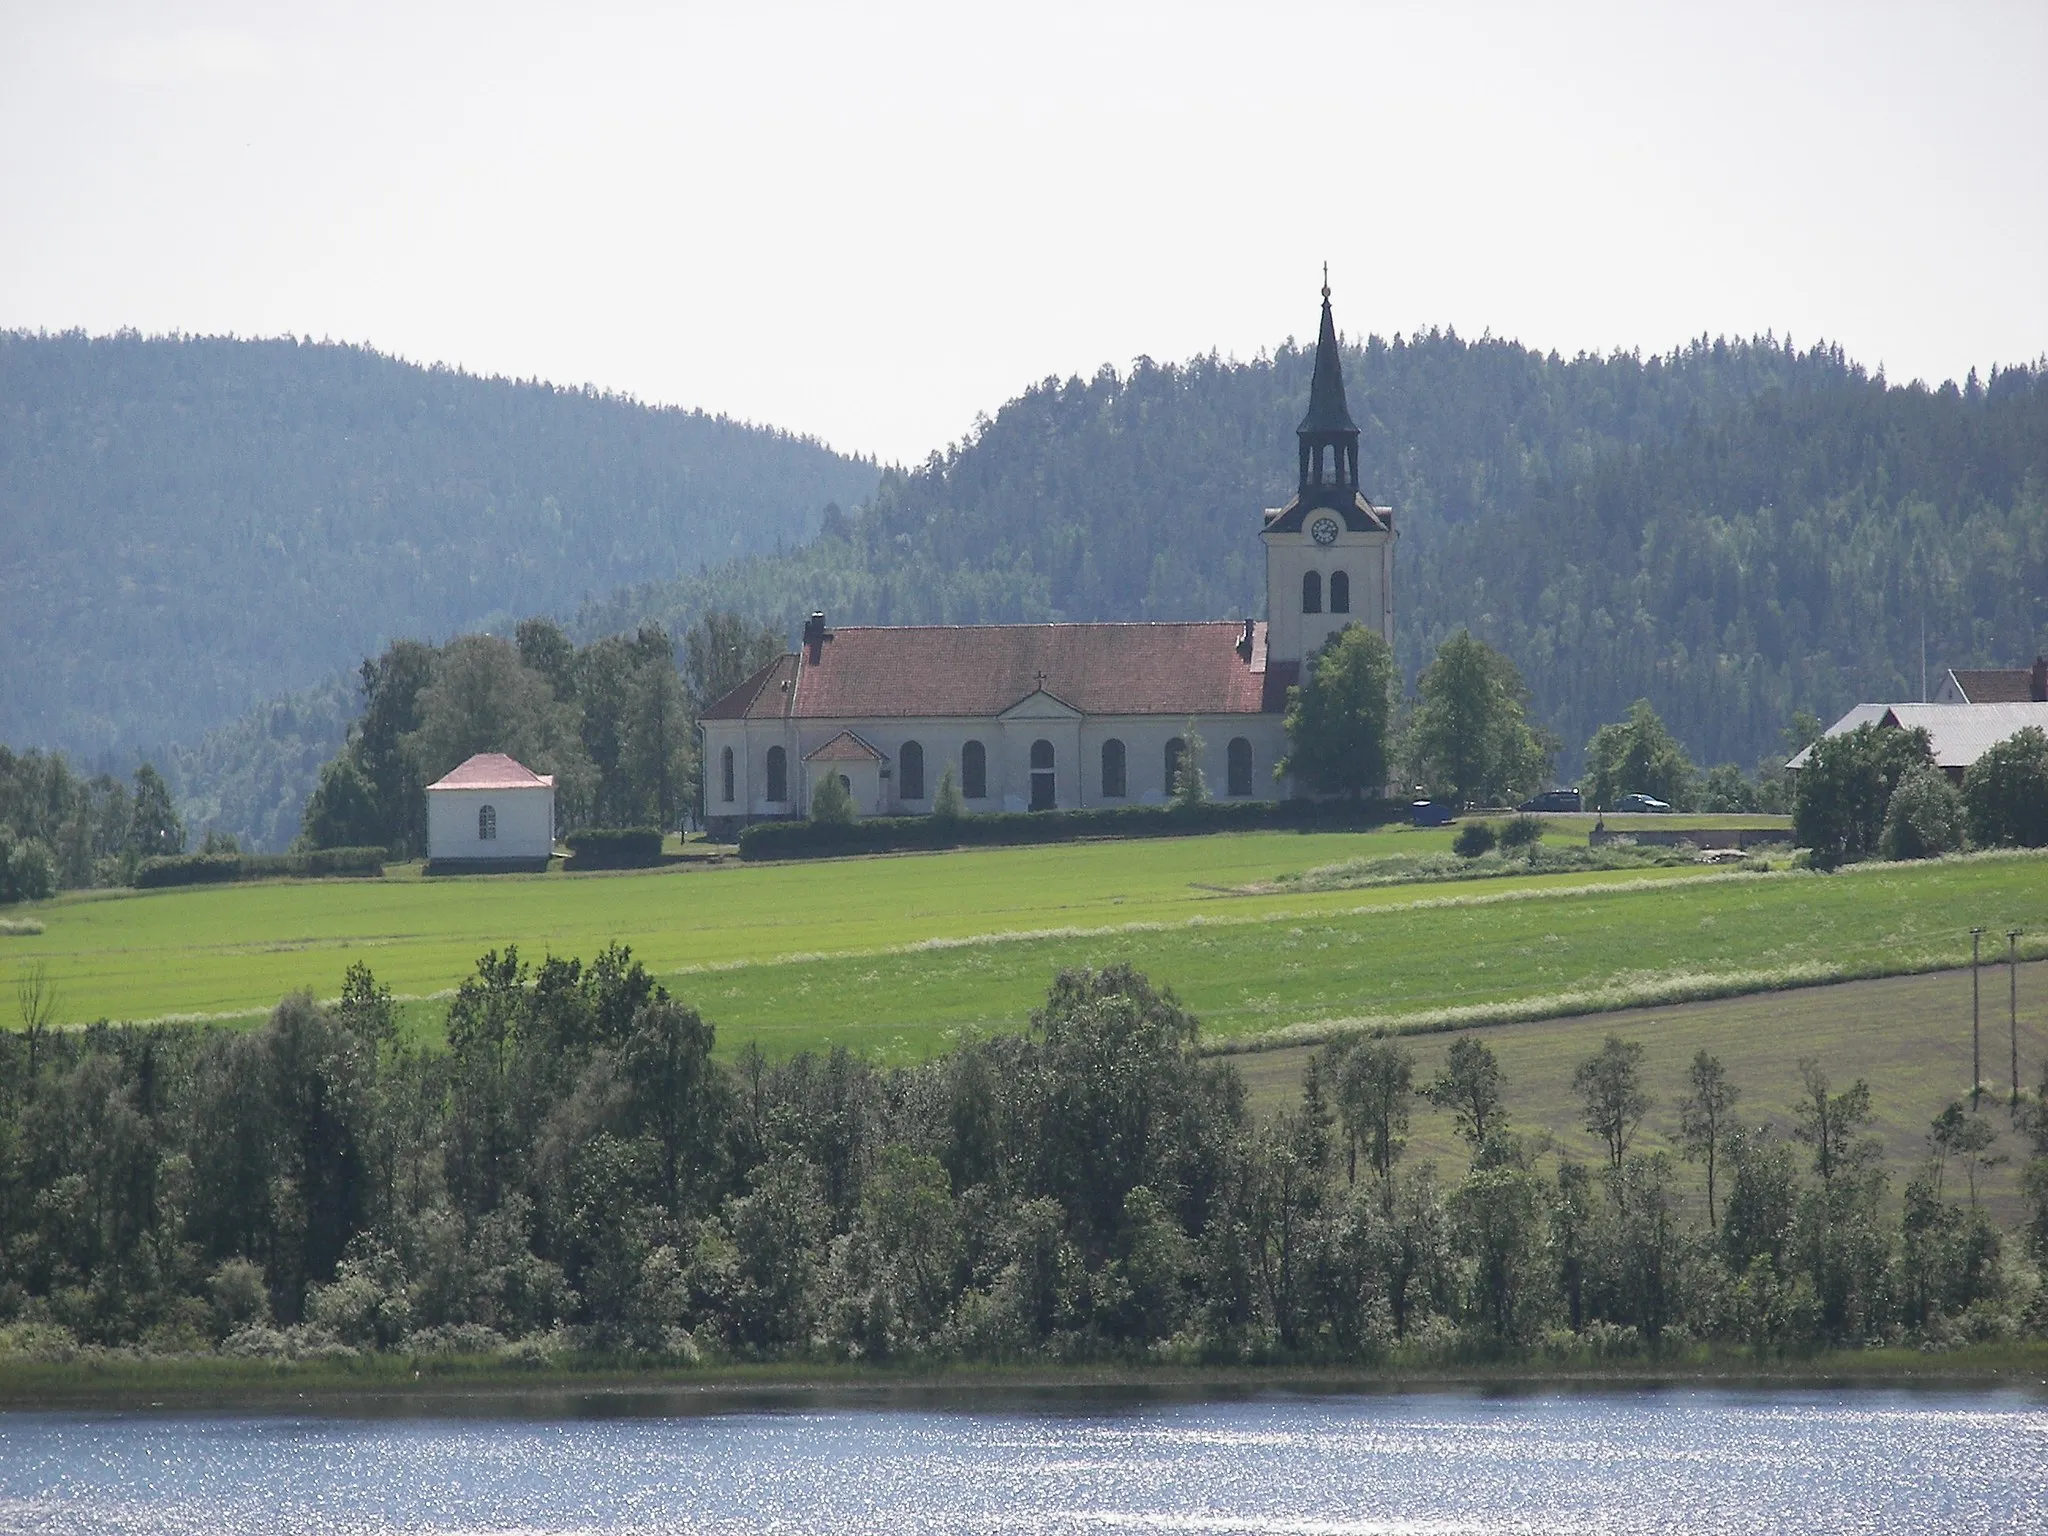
[1261,279,1395,668]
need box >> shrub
[932,766,966,821]
[737,797,1405,861]
[810,772,857,825]
[1962,726,2048,849]
[563,827,664,868]
[135,846,386,888]
[1452,821,1498,858]
[1879,763,1966,861]
[0,832,56,904]
[1498,813,1545,850]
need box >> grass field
[3,822,2041,1061]
[1236,962,2048,1222]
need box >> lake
[1,1386,2042,1534]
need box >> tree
[1676,1050,1740,1229]
[1928,1101,2003,1208]
[1791,1059,1878,1185]
[404,634,592,816]
[1793,723,1935,869]
[809,771,856,824]
[1173,721,1208,806]
[515,617,577,698]
[1962,726,2048,848]
[931,766,965,821]
[300,756,382,850]
[1405,631,1554,805]
[1279,625,1395,797]
[1425,1036,1505,1150]
[352,638,439,857]
[1573,1035,1650,1170]
[624,640,693,832]
[1581,700,1696,810]
[1332,1037,1413,1187]
[128,763,185,860]
[1700,763,1759,813]
[684,611,785,715]
[1879,761,1966,861]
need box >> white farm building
[426,753,556,865]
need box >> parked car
[1518,789,1583,813]
[1613,793,1673,813]
[1410,799,1453,827]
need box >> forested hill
[0,331,881,756]
[590,332,2048,774]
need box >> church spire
[1296,271,1359,499]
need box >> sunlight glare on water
[0,1389,2042,1535]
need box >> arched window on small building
[962,740,987,800]
[1227,737,1253,797]
[1164,737,1187,796]
[1101,738,1127,798]
[899,740,925,801]
[1302,570,1322,613]
[1329,570,1350,613]
[478,803,497,840]
[721,747,735,803]
[765,746,786,803]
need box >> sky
[3,0,2045,465]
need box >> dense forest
[0,331,880,758]
[2,959,2041,1366]
[592,333,2048,776]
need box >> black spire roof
[1297,279,1357,436]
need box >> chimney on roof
[803,611,828,664]
[2031,654,2047,702]
[1237,618,1255,662]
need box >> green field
[4,822,2042,1061]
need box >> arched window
[721,747,735,803]
[1227,737,1253,797]
[961,740,987,799]
[1101,738,1127,798]
[1164,737,1187,796]
[1029,738,1055,811]
[899,740,925,801]
[1302,570,1322,613]
[478,803,497,841]
[765,745,786,803]
[1329,570,1350,613]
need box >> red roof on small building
[704,621,1288,721]
[426,753,556,791]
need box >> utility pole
[2010,929,2023,1123]
[1971,928,1984,1111]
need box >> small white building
[426,753,556,864]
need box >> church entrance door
[1029,738,1056,811]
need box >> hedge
[563,827,665,869]
[135,846,386,888]
[736,798,1404,861]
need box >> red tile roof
[1948,668,2036,704]
[704,622,1287,721]
[803,729,886,762]
[701,654,799,720]
[426,752,556,791]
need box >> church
[700,285,1394,838]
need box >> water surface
[2,1387,2042,1534]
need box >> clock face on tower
[1310,516,1340,546]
